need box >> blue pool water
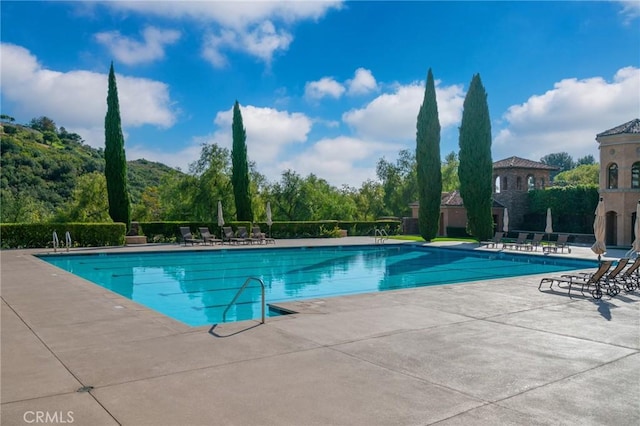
[38,245,595,326]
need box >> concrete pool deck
[1,238,639,425]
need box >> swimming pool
[38,245,595,326]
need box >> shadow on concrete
[208,322,262,338]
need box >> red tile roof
[493,156,558,170]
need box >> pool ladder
[374,228,388,244]
[52,231,72,252]
[222,277,265,324]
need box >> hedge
[0,223,126,249]
[0,220,402,248]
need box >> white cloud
[99,1,343,67]
[305,68,378,100]
[342,80,465,141]
[126,142,202,173]
[202,21,293,68]
[493,66,640,161]
[617,1,640,22]
[277,136,403,187]
[0,43,177,148]
[210,104,312,164]
[304,77,345,100]
[347,68,378,96]
[94,26,181,66]
[205,105,400,187]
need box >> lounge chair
[179,227,203,246]
[222,226,242,245]
[252,226,275,245]
[615,257,640,291]
[503,232,531,251]
[199,227,222,245]
[538,260,613,299]
[528,233,544,251]
[480,232,504,248]
[544,234,571,253]
[236,226,257,244]
[565,258,627,297]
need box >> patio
[1,238,638,425]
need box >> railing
[222,277,265,324]
[53,231,72,252]
[374,228,389,244]
[65,231,71,252]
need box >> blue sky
[1,1,639,187]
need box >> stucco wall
[597,132,640,246]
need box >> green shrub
[0,219,404,248]
[0,223,125,248]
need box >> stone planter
[125,235,147,245]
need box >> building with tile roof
[492,156,559,231]
[409,119,640,245]
[596,118,640,246]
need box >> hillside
[0,121,183,217]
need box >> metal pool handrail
[375,228,388,244]
[52,231,59,252]
[222,277,265,324]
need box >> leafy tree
[249,161,269,222]
[553,164,599,186]
[352,179,385,220]
[231,101,253,221]
[158,173,200,220]
[576,154,595,166]
[441,151,460,191]
[54,172,110,222]
[301,175,357,220]
[416,68,442,241]
[458,73,493,241]
[0,189,51,223]
[376,149,417,217]
[0,114,15,122]
[271,170,311,220]
[28,116,57,133]
[104,62,131,229]
[132,187,162,222]
[540,152,574,176]
[191,143,234,221]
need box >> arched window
[527,175,535,192]
[539,177,545,189]
[608,163,618,189]
[494,176,501,193]
[503,176,508,191]
[516,176,522,190]
[632,162,640,188]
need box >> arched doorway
[606,211,617,246]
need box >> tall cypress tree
[458,73,493,241]
[104,62,131,230]
[416,68,442,241]
[231,100,253,221]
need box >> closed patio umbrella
[591,197,606,263]
[217,201,225,237]
[545,208,553,244]
[502,208,509,233]
[266,202,273,237]
[633,200,640,254]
